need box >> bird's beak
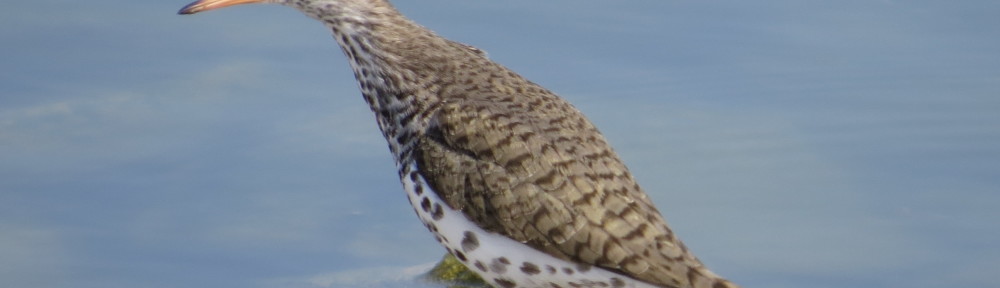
[178,0,267,15]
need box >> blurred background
[2,1,998,287]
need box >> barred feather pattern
[283,1,740,287]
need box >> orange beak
[178,0,267,14]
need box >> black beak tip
[177,2,199,15]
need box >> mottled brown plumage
[179,1,739,287]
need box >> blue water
[1,1,997,288]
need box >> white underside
[401,163,659,288]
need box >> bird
[178,1,739,288]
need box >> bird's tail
[708,278,741,288]
[691,266,741,288]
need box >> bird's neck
[298,2,491,165]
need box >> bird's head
[178,0,400,29]
[178,0,395,14]
[178,0,278,14]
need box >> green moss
[422,253,491,288]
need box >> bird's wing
[413,92,713,287]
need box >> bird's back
[409,53,738,288]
